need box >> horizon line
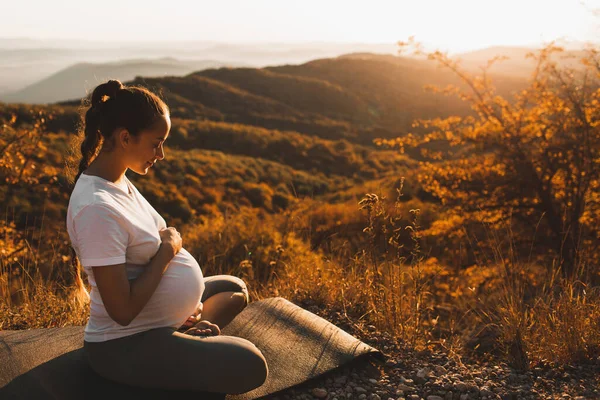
[1,36,595,57]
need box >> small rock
[466,383,478,392]
[417,368,432,379]
[312,388,328,399]
[397,384,415,392]
[369,394,381,400]
[355,386,368,394]
[434,366,447,376]
[335,376,348,385]
[359,394,367,400]
[414,376,427,385]
[385,359,397,367]
[455,383,468,392]
[369,378,379,385]
[427,396,444,400]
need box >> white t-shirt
[66,172,205,342]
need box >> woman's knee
[227,340,268,394]
[202,275,250,304]
[230,353,269,394]
[230,276,250,304]
[223,276,250,308]
[250,346,268,387]
[231,291,248,312]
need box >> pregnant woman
[66,79,268,394]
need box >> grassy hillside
[150,54,529,142]
[195,67,372,122]
[3,46,598,374]
[0,52,532,233]
[168,118,412,179]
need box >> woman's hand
[179,303,204,331]
[183,320,221,337]
[159,227,182,256]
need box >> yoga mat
[0,297,384,399]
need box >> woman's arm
[92,228,182,326]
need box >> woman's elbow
[108,310,132,327]
[116,317,132,327]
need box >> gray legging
[83,275,268,395]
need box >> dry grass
[2,185,600,369]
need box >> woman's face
[128,114,171,174]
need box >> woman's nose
[156,145,165,160]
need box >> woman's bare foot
[184,320,220,336]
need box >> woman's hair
[68,79,169,307]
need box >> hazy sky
[3,0,599,52]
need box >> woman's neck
[84,152,127,184]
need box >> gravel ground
[263,304,600,400]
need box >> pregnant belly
[142,248,205,325]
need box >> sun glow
[1,0,598,52]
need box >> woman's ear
[117,128,132,148]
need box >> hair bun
[91,79,123,107]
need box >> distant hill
[50,52,530,151]
[0,48,80,94]
[138,53,528,138]
[1,58,246,104]
[0,40,398,97]
[12,52,535,154]
[1,40,590,98]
